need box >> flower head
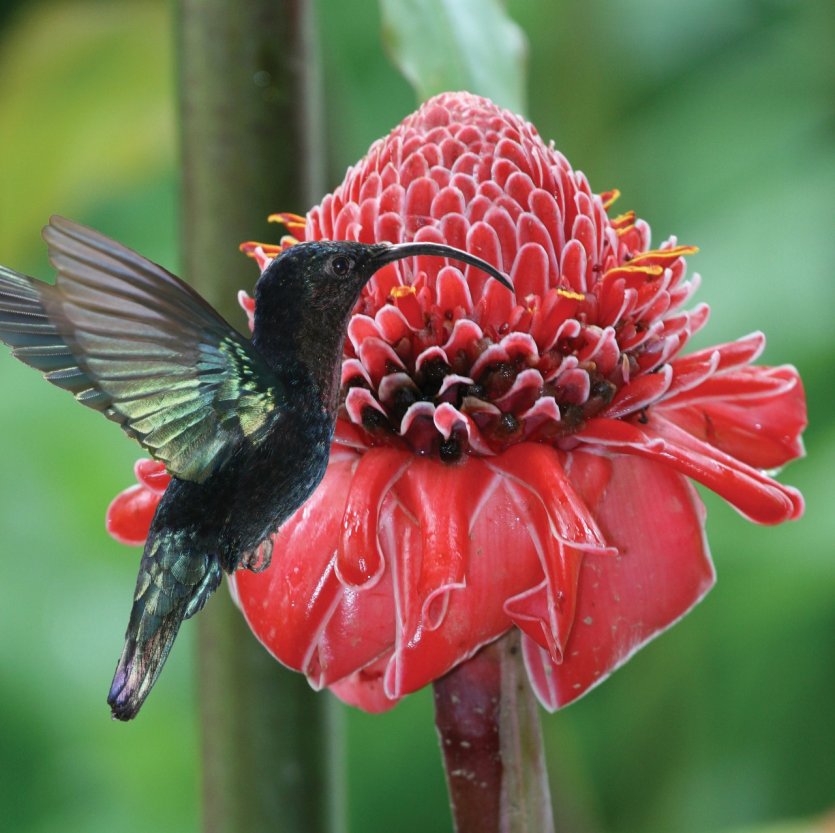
[109,92,805,712]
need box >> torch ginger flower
[108,92,806,712]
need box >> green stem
[433,631,555,833]
[176,2,339,832]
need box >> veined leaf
[380,0,527,113]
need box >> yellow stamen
[557,288,585,301]
[604,265,664,279]
[611,210,636,227]
[239,241,285,258]
[629,245,699,264]
[268,212,307,232]
[602,189,621,210]
[390,284,417,299]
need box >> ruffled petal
[576,415,804,524]
[328,654,399,714]
[336,448,414,587]
[378,455,542,699]
[660,365,806,469]
[524,453,715,711]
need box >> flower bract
[109,92,805,712]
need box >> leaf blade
[380,0,527,113]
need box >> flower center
[338,240,699,463]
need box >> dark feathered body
[109,379,333,718]
[0,217,511,720]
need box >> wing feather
[0,217,281,482]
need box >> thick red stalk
[434,632,555,833]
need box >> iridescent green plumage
[0,217,280,482]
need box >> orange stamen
[239,241,285,259]
[268,212,307,233]
[611,210,636,227]
[629,245,699,264]
[556,288,585,301]
[390,284,417,299]
[604,265,665,280]
[601,189,621,211]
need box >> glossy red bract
[108,93,806,711]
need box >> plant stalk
[433,631,555,833]
[176,2,338,832]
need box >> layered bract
[109,93,805,711]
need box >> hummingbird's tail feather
[108,617,182,721]
[108,540,223,721]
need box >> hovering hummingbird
[0,217,513,720]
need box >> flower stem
[433,631,555,833]
[176,2,337,832]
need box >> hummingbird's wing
[0,216,279,483]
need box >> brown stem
[177,2,339,833]
[434,631,555,833]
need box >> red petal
[328,654,400,714]
[378,457,542,699]
[357,337,405,386]
[487,444,614,661]
[670,332,765,377]
[394,459,501,633]
[133,458,171,495]
[510,242,549,300]
[106,484,160,546]
[660,365,806,469]
[601,364,672,419]
[524,453,715,711]
[432,403,494,455]
[233,452,360,674]
[436,266,473,315]
[336,448,413,587]
[577,415,804,524]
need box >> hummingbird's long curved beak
[370,242,514,291]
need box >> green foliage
[0,1,831,832]
[379,0,526,112]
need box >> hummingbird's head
[255,240,513,322]
[254,239,512,332]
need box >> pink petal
[133,458,171,495]
[375,304,415,342]
[357,337,406,386]
[344,386,386,427]
[487,444,614,661]
[577,415,804,523]
[670,332,765,377]
[378,458,542,699]
[336,448,413,587]
[524,452,715,711]
[309,553,398,689]
[601,365,672,419]
[394,459,501,633]
[106,484,160,546]
[436,266,473,315]
[432,403,495,455]
[328,654,399,714]
[660,365,806,469]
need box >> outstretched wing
[0,216,279,483]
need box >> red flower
[108,92,805,712]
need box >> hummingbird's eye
[330,255,352,276]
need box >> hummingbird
[0,216,513,720]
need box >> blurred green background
[0,1,832,832]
